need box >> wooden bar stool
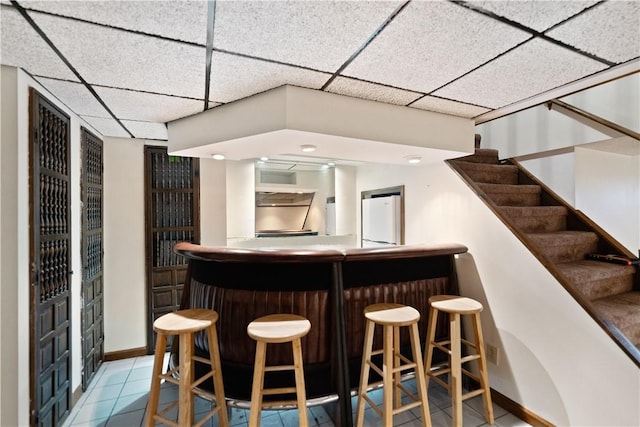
[355,303,431,427]
[423,295,494,427]
[247,314,311,427]
[145,308,229,427]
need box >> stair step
[477,183,541,206]
[499,206,567,232]
[527,231,599,263]
[454,149,500,164]
[455,162,519,184]
[592,292,640,346]
[556,260,635,300]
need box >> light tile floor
[61,355,532,427]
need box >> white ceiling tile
[81,116,130,138]
[209,52,330,104]
[21,0,208,44]
[123,120,168,140]
[546,1,640,64]
[35,77,110,117]
[410,97,490,119]
[213,1,403,71]
[468,0,600,32]
[94,86,216,123]
[0,5,78,81]
[343,1,531,94]
[433,38,607,109]
[325,77,422,106]
[29,11,206,98]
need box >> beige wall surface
[1,65,20,427]
[103,137,148,352]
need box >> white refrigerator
[361,195,402,247]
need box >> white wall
[356,160,441,244]
[562,73,640,133]
[477,105,609,158]
[0,66,101,425]
[519,152,576,205]
[575,145,640,254]
[335,165,357,237]
[103,137,148,352]
[355,160,640,426]
[200,159,227,246]
[477,74,639,158]
[226,160,255,243]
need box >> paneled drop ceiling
[1,0,639,144]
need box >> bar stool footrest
[262,386,298,395]
[462,388,486,401]
[264,364,295,372]
[392,400,423,415]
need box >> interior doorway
[360,185,405,248]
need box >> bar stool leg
[145,333,167,427]
[382,324,393,427]
[178,332,194,426]
[249,341,267,427]
[409,323,432,427]
[450,313,462,427]
[355,319,375,427]
[423,306,438,387]
[207,324,230,427]
[472,312,494,424]
[292,337,309,427]
[393,325,401,410]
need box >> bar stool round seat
[429,295,483,315]
[247,314,311,427]
[145,308,229,427]
[247,314,311,343]
[424,295,494,427]
[153,308,218,334]
[355,303,431,427]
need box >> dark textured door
[29,89,72,427]
[80,127,104,391]
[144,146,200,353]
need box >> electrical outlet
[486,344,499,365]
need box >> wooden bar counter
[173,242,468,426]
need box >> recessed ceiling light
[212,154,225,160]
[405,156,421,164]
[300,144,316,152]
[322,164,329,169]
[260,156,269,161]
[327,162,335,167]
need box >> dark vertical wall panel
[80,127,104,391]
[144,146,200,353]
[30,88,72,427]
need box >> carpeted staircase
[450,148,640,356]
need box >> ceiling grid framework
[0,0,638,146]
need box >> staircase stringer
[446,158,640,367]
